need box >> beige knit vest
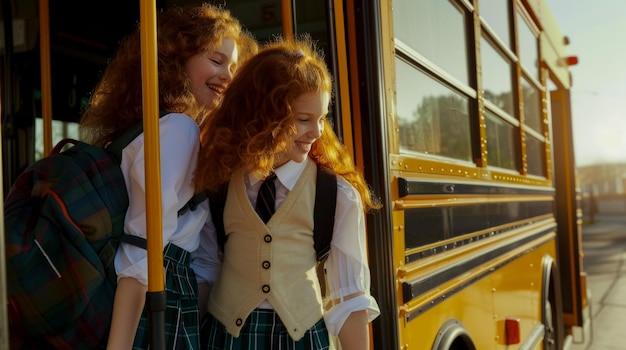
[207,160,323,340]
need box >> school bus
[1,0,588,349]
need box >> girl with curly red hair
[192,37,380,350]
[80,4,257,349]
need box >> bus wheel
[542,255,564,350]
[431,319,476,350]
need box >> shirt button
[264,234,272,243]
[236,318,243,326]
[262,285,270,293]
[262,261,271,269]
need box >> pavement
[569,215,626,350]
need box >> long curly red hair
[194,37,380,211]
[79,4,257,147]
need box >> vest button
[262,261,271,269]
[236,318,243,326]
[262,284,270,293]
[264,234,272,243]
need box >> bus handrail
[138,0,165,348]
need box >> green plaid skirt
[132,243,200,350]
[201,309,329,350]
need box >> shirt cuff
[322,294,380,336]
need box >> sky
[547,0,626,167]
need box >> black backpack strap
[178,192,208,216]
[314,165,337,298]
[106,110,169,163]
[209,183,229,250]
[313,165,337,261]
[120,234,148,250]
[121,190,208,250]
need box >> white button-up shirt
[115,113,209,285]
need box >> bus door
[542,8,587,332]
[550,83,587,331]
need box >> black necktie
[255,173,277,223]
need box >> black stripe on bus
[401,225,554,313]
[404,201,554,261]
[397,177,555,197]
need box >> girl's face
[185,37,239,109]
[275,90,330,167]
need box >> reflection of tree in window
[399,94,472,162]
[526,135,545,176]
[521,82,541,132]
[485,113,516,170]
[484,88,515,116]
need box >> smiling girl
[79,5,257,349]
[192,37,381,350]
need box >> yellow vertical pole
[39,0,52,155]
[139,0,163,294]
[139,0,165,348]
[281,0,294,39]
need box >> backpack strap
[177,192,208,216]
[313,165,337,261]
[106,110,169,163]
[313,166,337,298]
[121,193,208,250]
[120,234,149,250]
[210,164,337,260]
[209,183,229,249]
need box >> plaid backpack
[4,117,204,349]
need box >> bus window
[395,57,473,162]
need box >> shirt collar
[249,158,310,191]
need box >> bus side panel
[399,230,558,349]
